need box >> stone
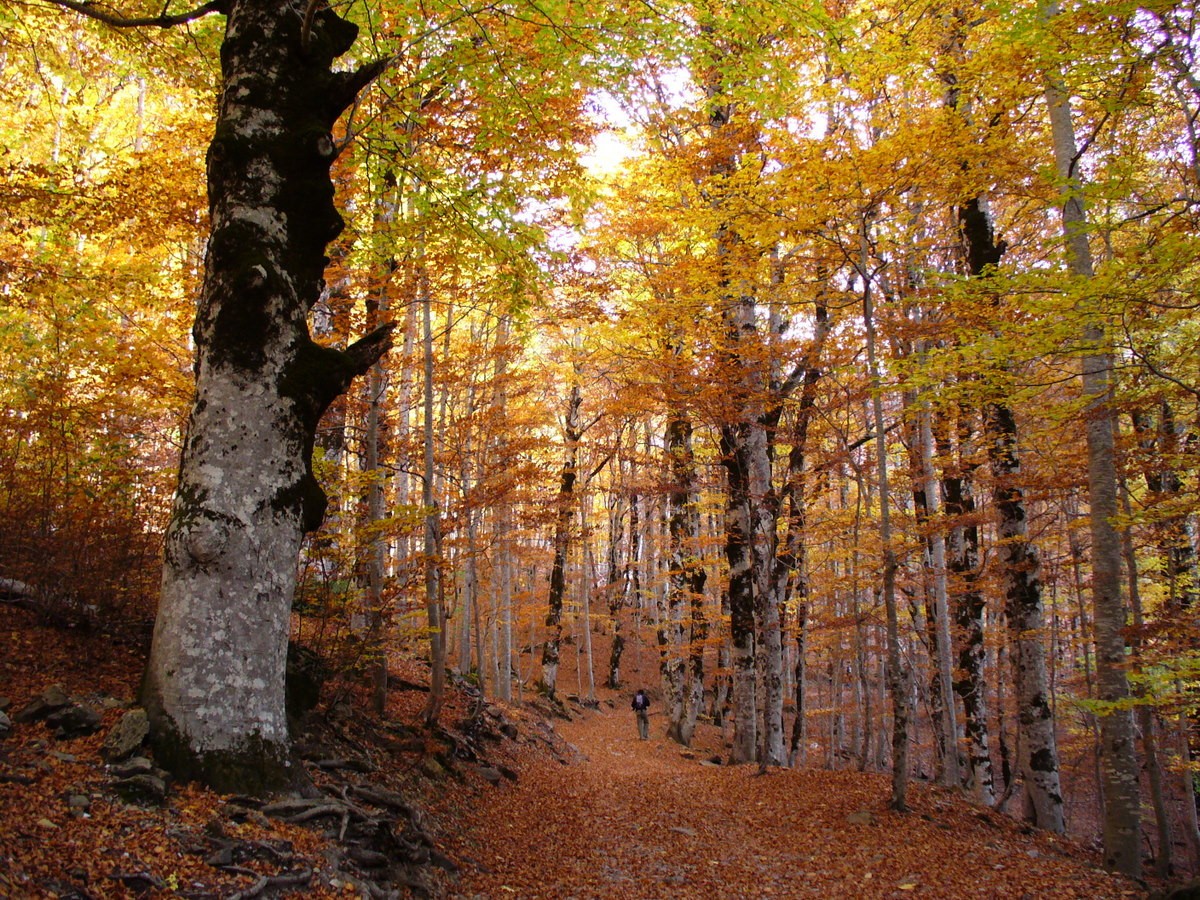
[478,766,503,785]
[42,684,70,708]
[14,684,71,724]
[0,710,11,738]
[102,708,149,762]
[109,756,155,778]
[113,773,167,805]
[46,704,102,739]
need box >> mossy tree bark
[141,0,392,794]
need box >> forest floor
[434,678,1151,900]
[0,601,1172,899]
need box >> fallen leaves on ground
[434,689,1148,900]
[0,602,1158,899]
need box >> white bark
[144,0,390,790]
[919,404,961,788]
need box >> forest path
[438,689,1142,900]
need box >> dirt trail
[438,693,1143,900]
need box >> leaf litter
[0,602,1157,899]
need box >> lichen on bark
[142,0,392,796]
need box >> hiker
[631,689,650,740]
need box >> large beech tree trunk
[142,0,391,793]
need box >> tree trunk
[363,170,398,717]
[579,491,597,705]
[421,253,445,727]
[989,399,1064,832]
[917,400,961,789]
[1043,23,1141,872]
[941,419,994,805]
[142,0,391,793]
[606,450,634,690]
[960,195,1062,827]
[363,263,391,717]
[662,414,706,746]
[541,378,582,700]
[492,313,514,702]
[859,227,909,810]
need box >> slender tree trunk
[463,439,484,693]
[143,0,392,792]
[663,415,706,745]
[394,290,418,619]
[1121,481,1173,876]
[606,449,633,689]
[1043,25,1141,873]
[941,421,994,804]
[541,378,582,700]
[491,313,514,702]
[420,254,445,727]
[859,226,909,810]
[722,425,758,764]
[918,400,961,788]
[685,549,708,744]
[363,167,403,715]
[579,491,597,705]
[781,298,830,767]
[959,193,1064,829]
[712,588,733,728]
[363,225,393,716]
[989,399,1064,832]
[1178,710,1200,871]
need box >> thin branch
[41,0,225,27]
[1121,318,1200,401]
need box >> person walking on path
[631,689,650,740]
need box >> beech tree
[46,0,393,791]
[1041,0,1139,871]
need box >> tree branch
[328,57,393,123]
[42,0,226,28]
[344,322,396,376]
